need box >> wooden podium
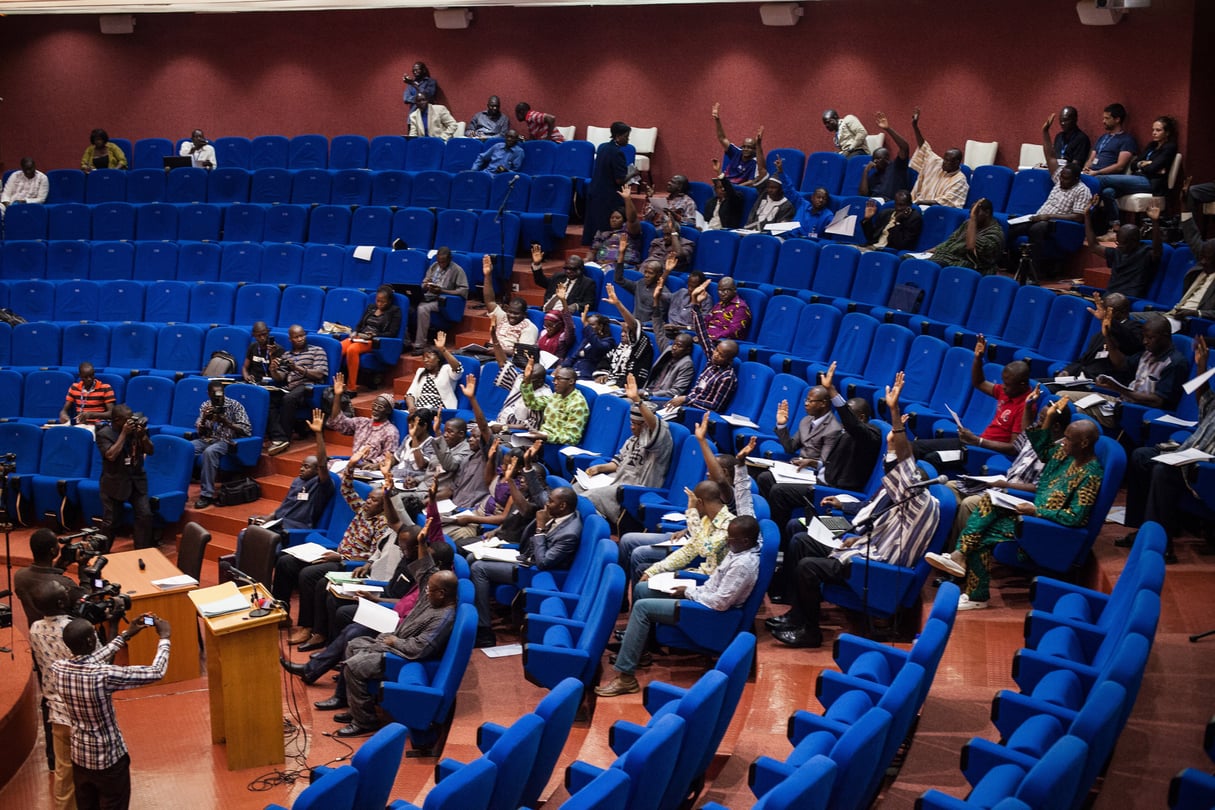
[189,582,286,771]
[101,549,200,684]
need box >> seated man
[597,514,761,696]
[191,380,252,509]
[774,156,833,240]
[642,299,697,401]
[769,375,940,647]
[328,375,399,470]
[1047,106,1092,167]
[470,487,581,647]
[413,246,469,350]
[179,129,216,169]
[665,279,740,413]
[1057,293,1144,384]
[744,177,795,232]
[468,95,509,140]
[1083,103,1138,233]
[665,269,711,333]
[704,168,746,230]
[487,355,550,432]
[1058,313,1187,428]
[755,385,841,496]
[620,478,734,591]
[1,157,49,209]
[761,362,882,536]
[1084,199,1162,298]
[514,102,565,142]
[643,175,697,224]
[322,569,460,737]
[823,109,869,157]
[407,93,458,140]
[712,103,763,186]
[266,325,328,456]
[927,397,1102,610]
[914,338,1033,469]
[1164,183,1215,323]
[904,107,969,208]
[862,191,923,251]
[59,362,115,425]
[242,415,334,543]
[644,215,695,273]
[926,198,1005,276]
[704,276,751,342]
[530,248,598,313]
[471,129,523,174]
[475,259,540,354]
[1120,335,1212,563]
[241,322,283,384]
[615,258,671,325]
[859,113,910,199]
[575,378,673,527]
[520,359,590,447]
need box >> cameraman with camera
[241,321,282,385]
[266,325,328,456]
[192,380,252,509]
[95,405,156,551]
[13,528,84,625]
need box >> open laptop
[163,155,193,170]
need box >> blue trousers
[613,583,678,675]
[191,438,233,499]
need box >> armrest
[524,587,581,614]
[960,737,1039,785]
[990,688,1077,741]
[664,600,741,648]
[522,642,590,684]
[833,633,907,679]
[914,789,977,810]
[816,669,888,708]
[607,719,648,757]
[748,756,797,800]
[1023,611,1107,661]
[380,680,445,727]
[435,757,467,783]
[475,721,507,754]
[523,612,589,639]
[232,435,264,467]
[373,337,404,365]
[1011,647,1097,696]
[787,709,850,746]
[642,681,686,715]
[565,760,606,796]
[1005,517,1087,574]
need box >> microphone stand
[495,175,519,299]
[848,487,925,637]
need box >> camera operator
[241,321,283,385]
[192,380,251,510]
[95,405,156,551]
[13,528,85,625]
[52,612,171,810]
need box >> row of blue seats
[918,523,1166,808]
[2,171,571,231]
[43,134,596,175]
[1169,716,1215,808]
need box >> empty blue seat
[519,174,574,252]
[405,137,445,172]
[46,170,86,204]
[249,135,289,169]
[91,202,136,241]
[801,152,847,195]
[383,249,427,287]
[371,170,412,207]
[125,374,174,425]
[132,138,173,170]
[177,242,222,282]
[213,137,251,169]
[10,281,56,323]
[307,205,351,245]
[220,242,263,283]
[105,322,157,372]
[411,170,452,208]
[734,233,781,287]
[48,203,91,241]
[368,135,408,170]
[22,368,72,418]
[435,209,478,251]
[340,249,385,290]
[302,244,346,287]
[488,172,529,213]
[806,243,861,305]
[207,167,250,203]
[322,287,368,328]
[692,230,741,276]
[554,140,595,186]
[521,140,559,175]
[898,264,981,334]
[263,204,308,243]
[45,241,90,281]
[331,169,372,206]
[188,282,236,324]
[54,280,100,323]
[234,283,281,325]
[278,285,325,329]
[166,167,208,203]
[97,280,145,323]
[144,281,192,323]
[128,242,173,282]
[3,204,47,240]
[966,164,1015,210]
[766,303,841,375]
[329,135,369,170]
[288,134,328,169]
[801,311,879,381]
[349,206,393,246]
[291,169,332,205]
[31,426,95,527]
[449,171,492,210]
[250,168,292,204]
[135,203,178,241]
[177,203,222,242]
[261,243,304,285]
[914,205,969,253]
[85,169,126,204]
[223,203,266,242]
[391,208,435,251]
[153,324,206,373]
[126,168,166,203]
[443,137,487,173]
[2,241,46,282]
[61,322,111,371]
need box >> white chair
[1018,143,1046,170]
[865,132,886,154]
[629,126,658,184]
[585,125,612,147]
[1118,152,1183,215]
[963,139,998,169]
[555,125,575,142]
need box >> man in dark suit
[469,486,582,648]
[95,405,156,550]
[529,246,598,313]
[1058,292,1143,383]
[861,190,924,251]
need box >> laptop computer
[163,155,193,170]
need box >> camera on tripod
[71,554,131,624]
[56,527,106,569]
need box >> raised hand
[756,125,765,141]
[624,373,640,402]
[738,436,758,458]
[1026,383,1042,407]
[695,411,710,441]
[710,157,721,173]
[821,361,838,396]
[654,274,666,299]
[884,371,905,410]
[482,254,493,277]
[380,451,394,480]
[461,374,476,400]
[774,155,784,173]
[1147,205,1161,222]
[523,356,535,380]
[875,112,889,130]
[1043,112,1055,130]
[1196,335,1209,370]
[435,330,447,350]
[530,243,543,264]
[604,282,619,305]
[306,408,325,434]
[775,399,789,426]
[974,334,987,359]
[665,252,678,274]
[332,372,345,396]
[618,234,628,256]
[711,102,721,119]
[864,199,878,219]
[911,106,921,124]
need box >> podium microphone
[219,561,273,618]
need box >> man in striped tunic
[767,373,940,648]
[59,362,115,425]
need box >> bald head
[694,478,724,504]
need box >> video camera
[56,527,106,570]
[71,554,132,624]
[127,413,148,430]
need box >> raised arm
[712,103,730,151]
[620,189,641,236]
[1041,113,1059,176]
[971,335,995,396]
[434,331,460,372]
[878,111,910,158]
[604,282,638,336]
[308,408,331,484]
[884,372,912,462]
[746,126,767,187]
[481,255,497,311]
[910,107,926,148]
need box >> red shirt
[65,380,115,415]
[980,383,1029,443]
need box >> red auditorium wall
[0,0,1209,180]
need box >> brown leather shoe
[287,626,311,645]
[594,674,639,697]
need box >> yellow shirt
[81,143,128,171]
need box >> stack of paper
[283,542,332,563]
[151,574,198,589]
[198,591,251,618]
[463,540,523,564]
[721,414,759,428]
[559,446,597,458]
[770,460,816,486]
[645,571,693,594]
[987,489,1029,511]
[1153,448,1214,467]
[574,469,615,491]
[331,582,384,597]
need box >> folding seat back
[277,285,325,329]
[349,206,392,247]
[811,244,861,300]
[135,203,178,241]
[302,244,345,288]
[3,204,47,240]
[203,324,250,364]
[322,287,369,329]
[897,335,949,407]
[329,135,369,170]
[124,375,174,425]
[411,170,452,209]
[174,203,219,242]
[554,140,595,182]
[46,170,86,204]
[518,139,557,175]
[97,280,145,324]
[47,203,90,241]
[848,251,898,309]
[10,280,56,323]
[489,172,530,213]
[32,426,95,523]
[391,208,435,251]
[472,211,521,259]
[996,284,1053,347]
[728,362,775,422]
[106,322,158,371]
[925,346,976,415]
[213,137,251,169]
[288,134,328,169]
[222,202,264,243]
[206,167,250,203]
[91,202,136,241]
[144,281,192,323]
[915,205,967,253]
[404,136,445,172]
[923,265,981,327]
[218,242,262,284]
[289,169,331,205]
[857,322,914,388]
[0,324,10,368]
[176,242,221,283]
[330,169,372,207]
[692,229,741,276]
[733,233,780,286]
[745,295,804,356]
[307,205,351,245]
[155,324,206,373]
[767,238,820,295]
[841,154,871,197]
[1033,293,1092,361]
[130,138,172,171]
[59,323,110,371]
[383,249,427,287]
[371,170,412,207]
[368,135,408,170]
[449,171,492,210]
[22,369,72,418]
[959,274,1018,337]
[85,169,126,204]
[526,174,573,217]
[249,135,289,169]
[163,376,209,430]
[1006,168,1054,217]
[165,167,207,203]
[126,168,166,203]
[340,249,385,291]
[46,241,90,281]
[772,303,841,371]
[233,283,281,326]
[966,164,1015,210]
[818,312,878,377]
[443,137,487,173]
[260,243,304,285]
[435,209,479,251]
[767,148,807,189]
[249,168,292,204]
[889,258,940,313]
[263,203,309,244]
[55,280,100,323]
[0,241,45,283]
[128,241,172,282]
[188,282,236,325]
[801,151,847,195]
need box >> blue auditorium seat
[565,714,685,810]
[291,169,332,205]
[21,368,72,419]
[733,233,780,287]
[144,281,191,323]
[47,203,90,241]
[340,249,385,290]
[91,202,135,241]
[250,168,292,204]
[188,282,236,324]
[104,323,157,374]
[218,243,262,283]
[176,242,222,283]
[307,205,351,245]
[796,310,879,380]
[277,285,325,329]
[449,171,492,210]
[944,274,1019,346]
[207,167,250,203]
[249,135,289,170]
[0,421,39,522]
[368,136,408,171]
[265,764,358,810]
[435,209,478,251]
[966,164,1015,210]
[804,243,861,306]
[349,206,392,246]
[45,241,89,281]
[321,288,368,329]
[472,211,521,270]
[896,265,981,334]
[3,204,47,240]
[176,203,221,242]
[126,168,166,203]
[520,140,558,175]
[54,280,100,323]
[801,152,847,195]
[391,208,435,251]
[329,135,369,170]
[135,203,178,241]
[261,243,304,285]
[733,373,811,455]
[288,134,328,169]
[313,723,405,810]
[553,140,595,189]
[387,759,496,810]
[767,148,807,189]
[404,137,445,172]
[85,169,126,204]
[443,137,487,173]
[132,138,173,170]
[166,167,208,203]
[331,169,372,206]
[371,170,412,207]
[31,426,94,527]
[223,202,265,242]
[96,281,144,325]
[382,249,427,287]
[125,374,174,426]
[10,281,55,323]
[435,713,545,810]
[213,137,251,169]
[840,154,870,197]
[234,284,280,325]
[153,324,206,375]
[262,203,308,243]
[1006,168,1054,216]
[301,244,345,288]
[519,174,573,252]
[488,172,529,213]
[60,323,110,370]
[203,324,252,365]
[411,170,452,208]
[126,242,172,282]
[46,170,86,204]
[692,230,742,277]
[766,304,841,376]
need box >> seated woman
[536,285,577,361]
[403,332,463,412]
[560,311,616,380]
[447,443,545,545]
[81,127,127,172]
[704,162,745,231]
[598,282,655,389]
[1098,115,1179,238]
[926,394,1103,611]
[589,190,642,270]
[341,284,402,392]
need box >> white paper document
[151,574,198,589]
[657,406,681,421]
[559,446,597,457]
[463,540,523,564]
[332,582,384,597]
[764,221,801,234]
[744,456,776,469]
[1154,414,1199,428]
[645,571,694,595]
[961,474,1005,485]
[721,413,759,428]
[825,205,857,236]
[1153,448,1214,467]
[1007,214,1034,225]
[770,460,816,486]
[283,542,332,563]
[660,512,688,523]
[935,450,963,463]
[833,494,861,504]
[435,499,459,516]
[577,380,621,395]
[198,591,251,618]
[481,643,523,658]
[352,245,375,261]
[353,598,400,634]
[987,489,1028,511]
[1183,367,1215,396]
[1073,394,1109,411]
[575,469,616,490]
[807,518,845,549]
[944,403,965,431]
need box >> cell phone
[143,616,155,626]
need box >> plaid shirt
[194,398,251,442]
[687,307,738,411]
[52,635,170,770]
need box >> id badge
[297,491,309,501]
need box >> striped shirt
[65,380,115,416]
[283,344,328,390]
[836,456,940,567]
[687,307,738,411]
[523,110,564,142]
[52,635,170,770]
[910,142,970,208]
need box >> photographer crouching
[95,405,156,551]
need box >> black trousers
[782,533,848,632]
[73,753,131,810]
[268,385,314,442]
[1125,446,1188,553]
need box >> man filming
[95,406,155,551]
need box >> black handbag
[216,478,262,507]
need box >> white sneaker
[925,552,965,578]
[267,440,290,456]
[957,594,988,611]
